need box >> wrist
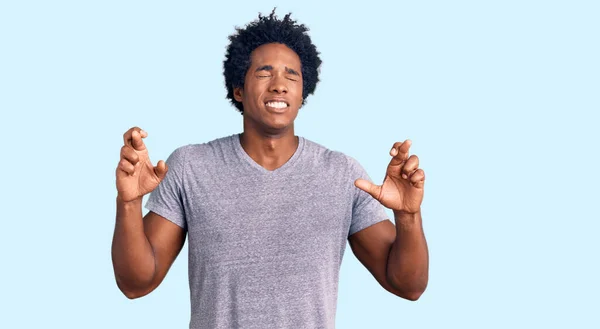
[393,208,420,217]
[116,195,143,207]
[393,209,421,227]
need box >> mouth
[264,100,289,112]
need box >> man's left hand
[355,140,425,214]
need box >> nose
[268,75,288,94]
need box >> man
[112,10,428,329]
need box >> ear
[233,87,243,102]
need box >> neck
[239,125,298,171]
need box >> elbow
[400,290,425,301]
[122,289,147,300]
[387,275,427,301]
[119,285,151,300]
[115,277,152,300]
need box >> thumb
[154,160,168,181]
[354,178,381,200]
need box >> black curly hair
[223,9,322,114]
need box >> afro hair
[223,9,322,114]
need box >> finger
[389,141,402,156]
[409,169,425,188]
[354,178,382,201]
[397,139,411,157]
[131,130,147,151]
[401,155,419,179]
[123,127,147,146]
[120,145,139,164]
[389,139,411,166]
[118,158,135,175]
[154,160,168,181]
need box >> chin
[257,117,293,133]
[263,113,297,129]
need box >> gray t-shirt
[145,133,389,329]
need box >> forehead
[249,43,301,68]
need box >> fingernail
[391,147,397,155]
[140,130,146,135]
[402,174,408,179]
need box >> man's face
[234,43,303,133]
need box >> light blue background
[1,0,598,328]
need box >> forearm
[111,197,156,295]
[386,209,429,300]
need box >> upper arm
[141,210,187,295]
[348,220,405,297]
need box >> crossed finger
[389,140,411,166]
[389,140,425,185]
[122,127,148,151]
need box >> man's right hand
[116,127,168,202]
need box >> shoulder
[163,134,238,171]
[169,134,236,160]
[301,137,362,176]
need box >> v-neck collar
[232,133,305,175]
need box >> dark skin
[233,43,304,170]
[112,42,428,301]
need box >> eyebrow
[255,65,300,76]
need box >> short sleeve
[347,156,390,237]
[145,146,187,230]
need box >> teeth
[266,101,288,109]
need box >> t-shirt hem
[145,201,186,229]
[348,216,390,236]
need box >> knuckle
[122,146,136,160]
[121,148,138,161]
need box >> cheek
[296,86,304,103]
[243,85,262,104]
[291,82,303,97]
